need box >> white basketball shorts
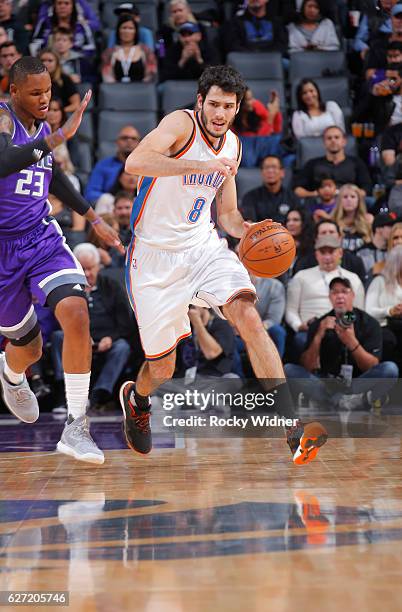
[125,231,256,360]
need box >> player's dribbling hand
[61,90,92,140]
[92,218,126,255]
[243,218,273,232]
[204,157,238,178]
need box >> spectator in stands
[292,79,345,138]
[46,96,80,190]
[102,14,157,84]
[39,49,79,112]
[223,0,288,54]
[108,3,155,51]
[0,41,20,96]
[51,243,133,410]
[285,234,365,356]
[51,26,92,84]
[95,169,138,215]
[287,0,340,54]
[293,218,367,281]
[251,276,287,357]
[366,244,402,370]
[284,205,315,276]
[158,0,199,54]
[371,220,402,274]
[353,0,394,60]
[53,142,81,192]
[365,4,402,76]
[84,125,140,205]
[293,126,372,198]
[87,213,122,268]
[307,175,337,221]
[353,42,402,132]
[160,20,217,81]
[113,190,133,248]
[357,211,395,280]
[0,0,29,54]
[286,276,398,411]
[381,111,402,167]
[0,25,8,51]
[31,0,97,60]
[47,192,85,249]
[233,87,284,167]
[332,183,373,251]
[241,155,300,224]
[188,306,237,377]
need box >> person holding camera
[285,277,398,410]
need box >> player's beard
[200,107,234,139]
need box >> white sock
[4,359,24,385]
[64,372,90,420]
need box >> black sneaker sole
[119,381,152,455]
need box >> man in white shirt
[286,234,365,359]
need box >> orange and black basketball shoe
[119,381,152,454]
[286,420,328,465]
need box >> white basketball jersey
[130,110,241,250]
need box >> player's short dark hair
[9,56,47,85]
[197,65,246,104]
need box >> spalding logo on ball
[239,220,296,278]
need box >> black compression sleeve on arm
[0,132,52,177]
[50,163,90,216]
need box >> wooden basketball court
[0,410,401,611]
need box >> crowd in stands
[2,0,402,414]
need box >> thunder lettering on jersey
[131,110,241,250]
[0,102,53,238]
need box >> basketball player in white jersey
[120,66,328,465]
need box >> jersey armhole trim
[171,110,196,159]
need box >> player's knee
[236,302,263,339]
[148,353,176,381]
[17,332,43,361]
[56,297,89,333]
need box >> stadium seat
[161,80,198,114]
[296,135,357,168]
[72,141,93,175]
[291,76,351,110]
[76,81,94,110]
[245,79,287,110]
[97,110,157,141]
[227,52,284,80]
[97,140,116,160]
[98,83,158,111]
[289,51,347,83]
[76,112,94,143]
[236,168,262,205]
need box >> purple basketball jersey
[0,102,53,238]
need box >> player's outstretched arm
[125,110,236,178]
[0,92,92,178]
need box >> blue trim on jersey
[130,176,153,233]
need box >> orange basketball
[239,220,296,278]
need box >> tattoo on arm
[0,110,13,135]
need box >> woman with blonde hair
[366,244,402,370]
[371,221,402,275]
[332,183,373,252]
[39,48,79,112]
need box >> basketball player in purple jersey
[0,57,124,464]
